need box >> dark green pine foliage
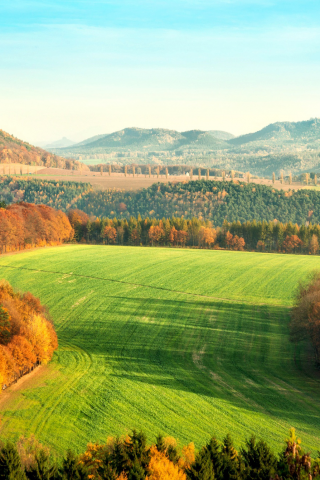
[0,442,26,480]
[240,436,277,480]
[25,450,57,480]
[206,436,223,476]
[219,434,243,480]
[0,305,12,344]
[58,450,88,480]
[155,434,166,453]
[167,444,180,464]
[186,448,215,480]
[109,431,150,478]
[97,463,118,480]
[128,458,145,480]
[110,438,130,475]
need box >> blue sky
[1,1,320,144]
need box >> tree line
[1,200,320,256]
[290,272,320,365]
[0,281,58,390]
[89,163,236,179]
[4,177,320,226]
[68,210,320,255]
[0,202,73,253]
[59,180,320,226]
[0,427,319,479]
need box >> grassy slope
[0,246,320,455]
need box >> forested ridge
[3,176,320,225]
[0,176,91,210]
[0,281,58,390]
[0,129,82,170]
[0,428,319,479]
[74,180,320,224]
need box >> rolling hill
[0,246,320,455]
[0,129,82,170]
[56,128,229,153]
[208,130,235,140]
[51,120,320,177]
[2,176,320,226]
[229,118,320,146]
[45,137,75,149]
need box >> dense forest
[0,202,73,253]
[0,427,319,479]
[68,210,320,254]
[0,281,58,390]
[77,177,320,225]
[0,176,91,211]
[73,180,320,224]
[4,177,320,225]
[1,198,320,255]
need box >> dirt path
[0,366,47,410]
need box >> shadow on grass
[59,295,320,432]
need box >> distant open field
[0,246,320,455]
[0,163,317,191]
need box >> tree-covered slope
[229,118,320,146]
[58,127,228,153]
[0,129,82,169]
[0,176,91,210]
[73,180,320,225]
[3,177,320,226]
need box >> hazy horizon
[1,1,320,145]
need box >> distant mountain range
[3,118,320,177]
[45,137,75,149]
[46,119,320,176]
[229,118,320,146]
[56,128,230,153]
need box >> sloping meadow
[0,246,320,455]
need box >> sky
[1,0,320,145]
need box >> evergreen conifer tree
[240,436,276,480]
[186,448,215,480]
[128,458,145,480]
[0,442,26,480]
[25,449,57,480]
[58,450,88,480]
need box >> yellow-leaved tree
[146,446,186,480]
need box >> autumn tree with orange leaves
[103,226,117,244]
[291,272,320,365]
[149,225,164,246]
[0,202,73,253]
[199,227,217,248]
[0,281,58,389]
[283,235,303,253]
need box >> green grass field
[0,246,320,455]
